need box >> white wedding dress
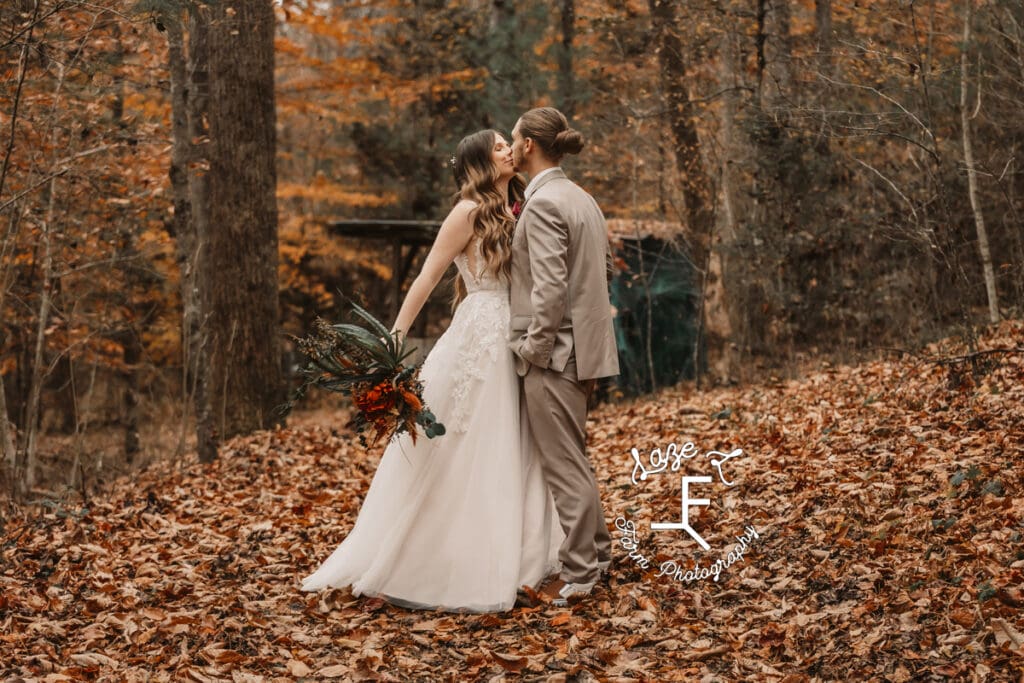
[300,238,564,612]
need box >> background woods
[1,0,1022,496]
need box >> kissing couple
[301,106,620,611]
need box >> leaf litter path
[3,321,1023,682]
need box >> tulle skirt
[300,289,564,612]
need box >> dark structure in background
[328,219,703,396]
[608,220,703,396]
[329,219,440,339]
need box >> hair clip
[449,154,456,168]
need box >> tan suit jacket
[509,169,620,381]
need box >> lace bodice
[414,238,511,434]
[454,239,506,294]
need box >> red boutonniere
[511,200,522,218]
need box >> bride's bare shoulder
[441,199,477,233]
[450,198,478,216]
[433,200,477,254]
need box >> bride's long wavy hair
[450,129,525,309]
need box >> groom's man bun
[554,128,585,156]
[519,107,585,160]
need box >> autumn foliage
[3,0,1024,484]
[2,1,1024,674]
[2,320,1022,679]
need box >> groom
[508,107,620,606]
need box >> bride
[300,129,564,612]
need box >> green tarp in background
[610,236,704,396]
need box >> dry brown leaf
[550,612,571,626]
[488,649,529,673]
[287,660,312,676]
[317,663,350,678]
[990,618,1024,651]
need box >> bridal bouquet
[280,301,445,447]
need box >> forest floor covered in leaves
[2,321,1023,682]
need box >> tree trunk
[0,362,15,493]
[165,8,201,458]
[0,1,37,205]
[486,0,518,128]
[19,151,57,493]
[558,0,575,118]
[122,326,141,463]
[813,0,833,150]
[186,6,216,462]
[103,11,143,464]
[196,0,283,462]
[649,0,715,258]
[0,217,22,494]
[0,9,32,487]
[648,0,721,382]
[629,121,657,392]
[960,0,999,324]
[814,0,832,78]
[759,0,793,111]
[709,13,744,382]
[17,56,68,493]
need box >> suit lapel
[517,168,567,225]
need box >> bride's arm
[390,200,476,338]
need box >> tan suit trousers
[520,351,612,584]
